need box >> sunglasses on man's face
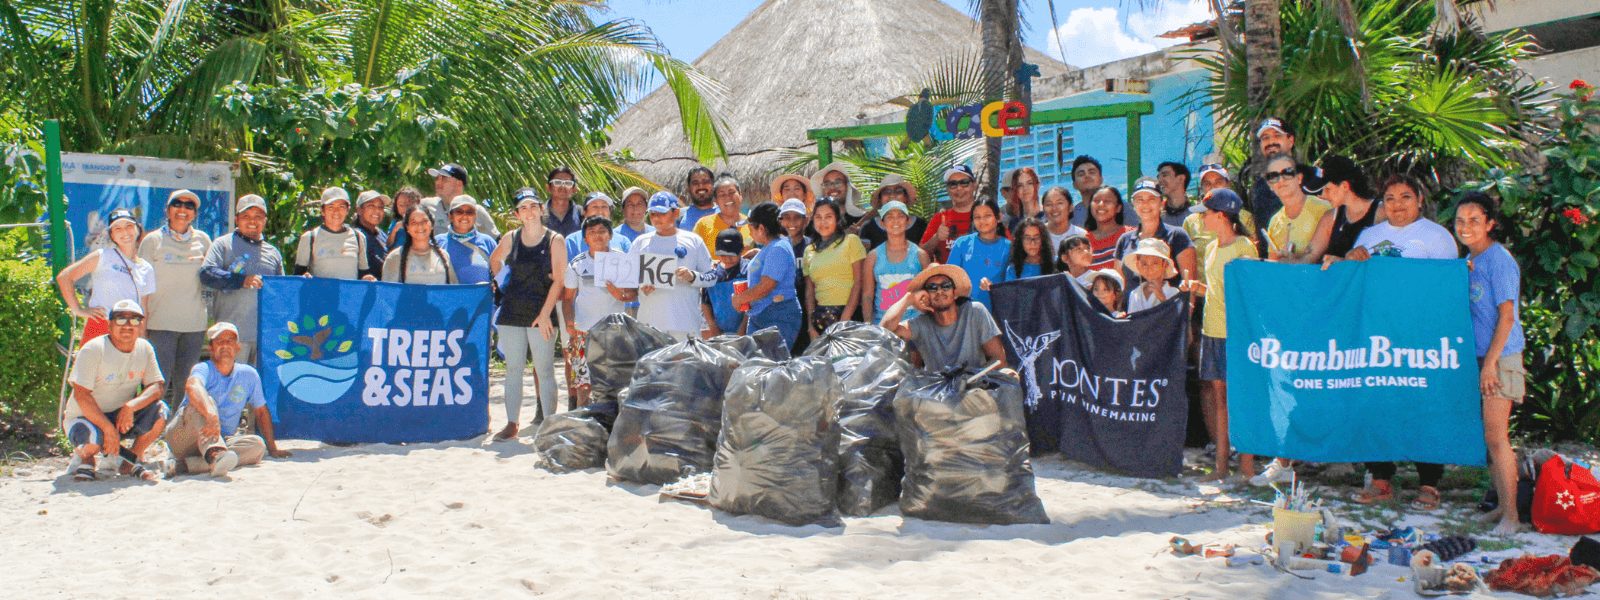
[111,315,144,326]
[922,281,956,293]
[944,179,974,189]
[450,209,476,216]
[881,187,908,196]
[548,180,577,188]
[1264,167,1299,183]
[169,201,198,211]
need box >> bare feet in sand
[1493,519,1523,535]
[1197,471,1229,483]
[493,423,519,441]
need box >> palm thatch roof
[606,0,1073,198]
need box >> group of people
[54,117,1529,535]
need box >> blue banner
[259,276,492,444]
[1225,258,1485,465]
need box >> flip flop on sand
[72,465,96,482]
[1354,480,1394,504]
[1411,486,1441,511]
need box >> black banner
[991,274,1190,478]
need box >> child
[1002,218,1057,281]
[1123,237,1179,314]
[702,228,749,337]
[1088,269,1126,317]
[563,216,638,406]
[1183,189,1256,482]
[1057,234,1094,288]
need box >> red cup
[733,280,751,312]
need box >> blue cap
[1130,177,1161,199]
[942,164,975,182]
[647,191,679,214]
[1202,188,1243,214]
[107,208,139,227]
[879,200,910,218]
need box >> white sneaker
[210,450,239,477]
[1249,462,1294,487]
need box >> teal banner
[1226,258,1486,466]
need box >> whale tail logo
[1004,321,1061,409]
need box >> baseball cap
[428,163,468,185]
[647,191,679,214]
[167,189,200,206]
[714,228,745,257]
[110,298,144,318]
[206,322,240,341]
[236,194,267,215]
[942,164,975,182]
[1130,177,1161,200]
[356,189,389,207]
[1198,163,1231,182]
[1319,155,1363,187]
[320,187,350,205]
[879,200,910,219]
[1256,117,1291,138]
[778,198,808,217]
[106,208,139,228]
[448,194,481,212]
[1202,188,1244,214]
[513,187,542,208]
[584,191,615,210]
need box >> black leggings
[1366,462,1444,488]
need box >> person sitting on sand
[879,263,1011,375]
[163,322,290,478]
[65,299,167,482]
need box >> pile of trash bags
[585,314,674,404]
[834,346,910,517]
[894,368,1049,525]
[607,339,745,484]
[709,356,841,526]
[706,327,791,362]
[803,321,905,362]
[533,401,619,472]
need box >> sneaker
[210,450,239,477]
[1249,461,1294,487]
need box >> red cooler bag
[1533,454,1600,535]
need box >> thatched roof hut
[606,0,1074,199]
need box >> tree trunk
[976,0,1020,198]
[1243,0,1282,113]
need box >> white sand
[0,375,1571,599]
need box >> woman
[1454,192,1526,534]
[769,174,815,212]
[861,200,929,323]
[951,199,1011,311]
[387,186,422,249]
[1262,154,1332,263]
[777,199,813,351]
[57,209,155,345]
[1005,167,1043,232]
[1117,178,1196,285]
[486,189,567,440]
[731,203,803,347]
[139,191,211,406]
[615,186,653,244]
[1084,186,1134,271]
[1183,189,1256,482]
[1339,175,1458,510]
[1001,218,1056,281]
[802,199,865,338]
[382,207,458,284]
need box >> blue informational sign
[60,153,234,258]
[259,276,493,444]
[1226,258,1486,466]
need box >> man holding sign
[628,192,718,339]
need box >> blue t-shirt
[747,237,797,316]
[702,260,749,334]
[1468,243,1525,357]
[948,233,1011,311]
[616,222,653,245]
[679,205,717,230]
[184,361,265,437]
[1002,262,1042,281]
[435,231,497,284]
[565,233,628,259]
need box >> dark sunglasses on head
[922,281,956,292]
[111,315,144,326]
[169,200,198,211]
[944,179,974,189]
[1264,167,1299,183]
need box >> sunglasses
[922,281,956,293]
[548,180,577,188]
[1264,167,1299,183]
[450,208,476,216]
[881,187,908,196]
[822,178,849,188]
[111,315,144,326]
[944,179,974,189]
[169,200,198,211]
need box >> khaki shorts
[1487,352,1526,403]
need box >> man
[692,174,752,250]
[140,189,211,408]
[1247,117,1325,256]
[678,166,717,229]
[1069,155,1104,226]
[294,187,377,280]
[164,322,289,478]
[616,186,654,244]
[353,189,390,273]
[701,228,748,337]
[544,166,583,237]
[435,195,499,285]
[814,161,865,230]
[921,165,978,263]
[200,194,285,364]
[880,264,1011,374]
[629,191,719,340]
[858,174,927,251]
[562,216,638,406]
[565,192,628,258]
[423,163,499,237]
[64,299,166,481]
[1156,161,1193,228]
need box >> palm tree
[975,0,1024,194]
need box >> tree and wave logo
[275,313,358,404]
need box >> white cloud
[1047,0,1212,68]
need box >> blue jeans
[748,298,802,350]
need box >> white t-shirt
[294,225,369,279]
[382,247,455,284]
[138,228,211,332]
[627,229,717,335]
[1352,219,1457,260]
[65,336,164,423]
[1127,284,1180,314]
[1048,224,1089,254]
[564,251,629,332]
[87,248,156,314]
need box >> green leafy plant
[0,229,64,442]
[775,137,985,219]
[275,314,353,361]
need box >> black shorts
[67,401,169,447]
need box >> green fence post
[816,136,833,167]
[44,120,72,356]
[1125,113,1142,184]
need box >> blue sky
[598,0,1213,75]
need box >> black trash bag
[586,314,674,404]
[835,347,910,516]
[533,401,620,472]
[894,369,1049,525]
[802,321,906,361]
[709,356,841,526]
[705,327,791,361]
[606,339,744,484]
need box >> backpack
[1533,453,1600,535]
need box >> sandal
[1411,485,1442,511]
[1354,480,1395,504]
[72,465,97,482]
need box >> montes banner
[259,277,492,444]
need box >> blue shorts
[1199,335,1227,382]
[67,401,169,447]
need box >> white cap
[206,322,240,341]
[320,187,350,205]
[448,194,481,213]
[236,194,267,215]
[109,298,144,318]
[779,198,808,217]
[356,190,389,207]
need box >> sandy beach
[0,374,1572,599]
